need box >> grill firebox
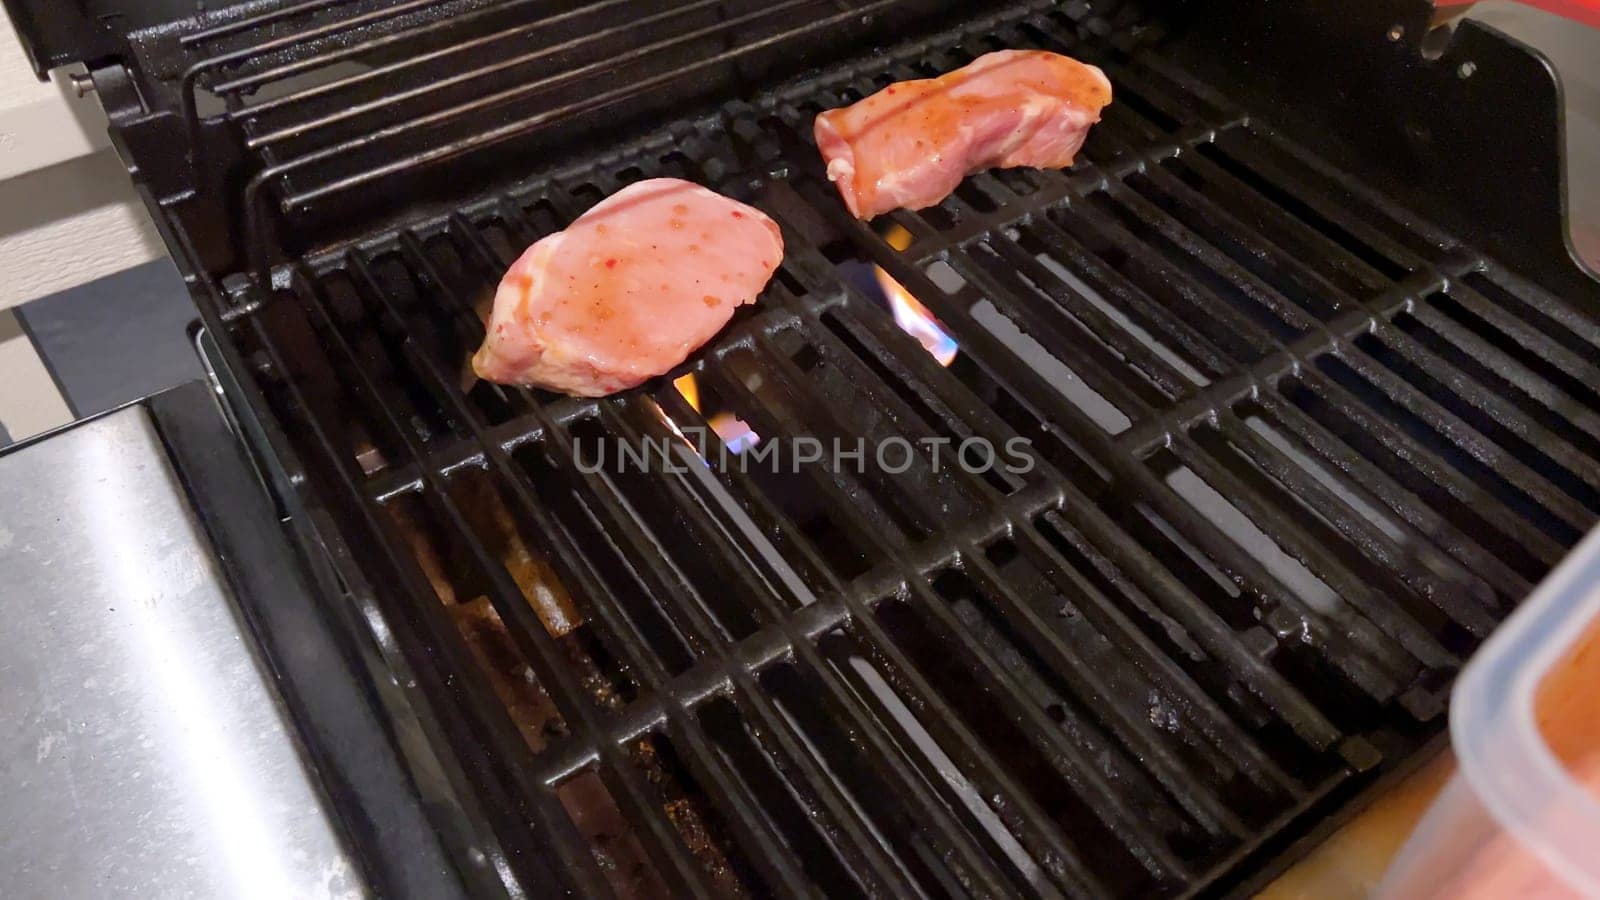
[35,0,1600,895]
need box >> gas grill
[7,0,1599,895]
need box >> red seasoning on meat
[472,178,783,396]
[814,50,1113,219]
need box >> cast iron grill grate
[163,0,1600,896]
[169,0,992,277]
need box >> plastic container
[1381,526,1600,898]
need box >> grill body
[18,0,1600,896]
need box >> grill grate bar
[1111,130,1398,308]
[647,386,847,604]
[979,140,1580,595]
[902,190,1465,714]
[522,467,1070,783]
[1081,132,1593,566]
[693,353,1089,893]
[1333,341,1596,535]
[528,598,849,780]
[737,332,1202,879]
[181,0,466,140]
[606,398,938,899]
[359,241,670,693]
[703,346,1187,889]
[1465,266,1600,362]
[1215,409,1500,636]
[1060,187,1305,353]
[808,176,1421,707]
[736,192,1312,816]
[782,38,1442,726]
[612,396,1080,897]
[768,333,1216,864]
[1289,370,1572,570]
[1183,128,1443,276]
[769,281,1297,808]
[834,591,1112,897]
[241,0,723,150]
[216,0,568,101]
[942,226,1167,419]
[976,215,1202,400]
[1029,499,1341,753]
[265,0,900,207]
[392,223,781,743]
[1118,132,1395,303]
[1165,428,1458,670]
[1036,83,1592,574]
[505,397,826,891]
[437,216,724,667]
[764,652,1031,898]
[239,0,918,281]
[406,185,1049,890]
[1107,185,1333,334]
[1007,172,1482,682]
[789,285,1323,856]
[180,0,351,46]
[1363,318,1600,494]
[1034,191,1281,365]
[1108,282,1425,456]
[953,547,1260,840]
[247,294,616,897]
[1119,129,1592,535]
[1406,303,1600,447]
[257,318,607,895]
[792,173,1371,737]
[1098,58,1446,277]
[985,192,1240,382]
[1249,391,1536,599]
[337,239,757,892]
[1171,766,1358,900]
[909,121,1240,257]
[1439,286,1600,414]
[1106,454,1415,702]
[1004,518,1304,796]
[298,260,731,898]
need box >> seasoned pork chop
[814,50,1112,219]
[472,178,783,396]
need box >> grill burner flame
[670,375,761,453]
[876,225,958,366]
[673,373,701,411]
[709,412,761,453]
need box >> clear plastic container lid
[1382,526,1600,897]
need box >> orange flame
[875,225,958,367]
[668,373,759,452]
[673,373,700,412]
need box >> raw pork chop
[472,178,783,396]
[814,50,1112,219]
